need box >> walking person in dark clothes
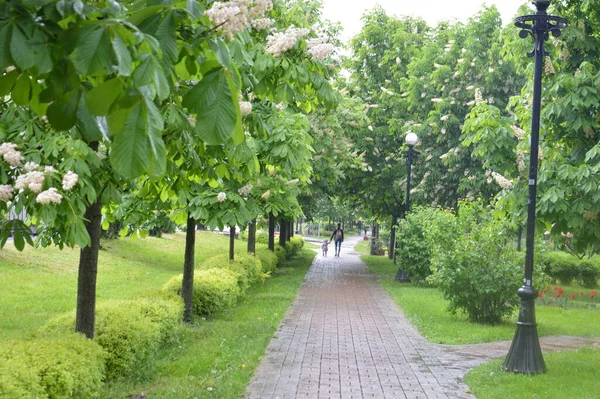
[329,223,344,257]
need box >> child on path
[321,239,329,257]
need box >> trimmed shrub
[539,252,579,284]
[0,334,105,398]
[44,297,181,381]
[163,268,241,317]
[578,261,599,288]
[201,253,263,289]
[255,249,278,273]
[274,245,286,266]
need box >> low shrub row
[538,251,599,288]
[1,296,182,398]
[0,238,305,398]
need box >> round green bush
[163,268,241,317]
[255,249,278,273]
[274,245,286,265]
[255,231,269,244]
[44,297,181,381]
[0,334,105,398]
[202,253,265,289]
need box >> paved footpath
[246,236,600,399]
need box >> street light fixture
[395,132,418,282]
[502,0,567,374]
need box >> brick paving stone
[246,236,600,399]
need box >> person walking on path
[329,223,344,257]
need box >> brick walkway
[246,236,600,399]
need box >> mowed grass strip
[102,249,315,398]
[360,254,600,344]
[465,348,600,399]
[0,232,231,339]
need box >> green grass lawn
[0,232,316,398]
[360,254,600,398]
[354,238,370,254]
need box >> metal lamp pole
[502,0,567,374]
[395,132,418,282]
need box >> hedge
[43,297,182,381]
[0,333,105,399]
[201,253,265,289]
[539,252,599,287]
[255,248,278,273]
[163,268,241,317]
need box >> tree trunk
[268,213,275,251]
[389,215,397,260]
[75,198,102,338]
[288,221,293,240]
[279,218,287,247]
[517,225,523,252]
[247,219,256,253]
[181,215,196,323]
[229,225,235,261]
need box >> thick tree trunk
[288,221,293,240]
[268,213,275,251]
[181,216,196,323]
[229,225,235,261]
[75,198,102,338]
[389,215,397,260]
[247,219,256,254]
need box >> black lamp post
[395,132,418,282]
[502,0,566,374]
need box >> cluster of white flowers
[261,189,271,199]
[491,171,513,189]
[62,171,78,191]
[265,27,309,56]
[206,0,273,40]
[440,115,450,121]
[15,171,45,193]
[512,125,525,140]
[217,192,227,202]
[0,185,14,202]
[238,184,253,196]
[474,88,485,105]
[431,98,443,103]
[0,142,24,166]
[239,101,253,116]
[24,162,39,171]
[287,178,299,186]
[36,187,62,204]
[275,103,285,110]
[251,17,274,30]
[560,232,574,239]
[544,58,555,75]
[306,38,336,61]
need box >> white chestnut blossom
[265,27,309,56]
[238,184,253,196]
[217,192,227,202]
[0,142,24,166]
[44,166,57,174]
[239,101,253,116]
[491,171,513,189]
[206,0,273,40]
[0,185,14,202]
[36,187,62,204]
[306,38,336,61]
[62,171,79,191]
[24,162,39,171]
[261,189,271,199]
[15,171,45,193]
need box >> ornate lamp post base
[502,286,546,373]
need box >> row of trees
[0,0,366,337]
[330,1,600,262]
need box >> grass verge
[102,249,315,398]
[465,348,600,399]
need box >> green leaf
[0,69,19,97]
[11,73,31,105]
[128,5,165,26]
[109,96,166,178]
[111,32,133,76]
[182,68,239,145]
[0,23,13,69]
[132,56,170,101]
[10,24,36,71]
[156,12,177,65]
[86,78,124,115]
[47,91,79,131]
[77,91,103,142]
[71,25,111,75]
[12,222,24,251]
